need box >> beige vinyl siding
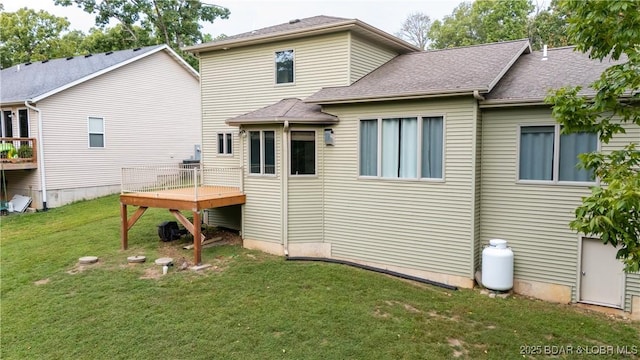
[349,34,398,84]
[626,274,640,311]
[199,32,351,171]
[205,205,241,230]
[35,51,200,195]
[613,123,640,310]
[287,127,324,243]
[242,126,283,243]
[480,107,640,309]
[473,107,482,270]
[322,98,476,277]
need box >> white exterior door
[580,238,624,308]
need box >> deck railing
[0,137,37,165]
[121,164,243,200]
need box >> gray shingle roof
[221,15,348,42]
[226,98,338,126]
[305,39,531,104]
[1,45,165,104]
[184,15,419,54]
[484,46,623,103]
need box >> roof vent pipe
[542,44,548,61]
[289,19,300,24]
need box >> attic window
[275,50,294,84]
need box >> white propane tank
[482,239,514,291]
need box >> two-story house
[183,16,640,317]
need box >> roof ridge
[419,39,529,55]
[4,44,165,69]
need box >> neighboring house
[184,16,640,317]
[0,45,201,209]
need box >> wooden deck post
[120,203,128,250]
[193,210,202,265]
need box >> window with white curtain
[519,125,597,182]
[359,116,444,179]
[359,120,378,176]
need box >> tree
[54,0,230,68]
[0,7,81,68]
[546,0,640,272]
[527,0,570,50]
[429,0,534,49]
[396,12,432,50]
[80,24,156,54]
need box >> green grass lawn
[1,195,639,359]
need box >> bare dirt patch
[139,267,162,280]
[67,262,100,275]
[448,338,469,358]
[34,278,50,286]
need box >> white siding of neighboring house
[21,50,200,208]
[321,98,477,280]
[287,126,325,244]
[480,106,640,311]
[349,34,398,84]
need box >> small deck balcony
[120,164,245,264]
[0,138,37,170]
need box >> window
[359,116,444,179]
[1,110,12,137]
[18,109,28,137]
[519,125,597,182]
[88,117,105,148]
[217,132,233,155]
[275,50,294,84]
[249,130,275,175]
[290,131,315,175]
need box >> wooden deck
[120,186,246,265]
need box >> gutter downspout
[240,127,246,238]
[473,90,485,101]
[283,121,290,256]
[24,100,48,211]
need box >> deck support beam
[170,209,205,265]
[121,204,149,250]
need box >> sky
[3,0,461,38]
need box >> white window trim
[356,114,446,182]
[248,129,277,177]
[0,108,12,138]
[87,116,105,148]
[516,123,600,186]
[17,108,29,137]
[289,128,318,178]
[274,48,295,86]
[216,132,233,156]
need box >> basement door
[580,238,624,308]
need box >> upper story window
[249,130,276,175]
[275,50,294,84]
[18,109,29,137]
[88,117,105,148]
[217,132,233,155]
[359,116,444,180]
[519,125,597,183]
[290,131,315,175]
